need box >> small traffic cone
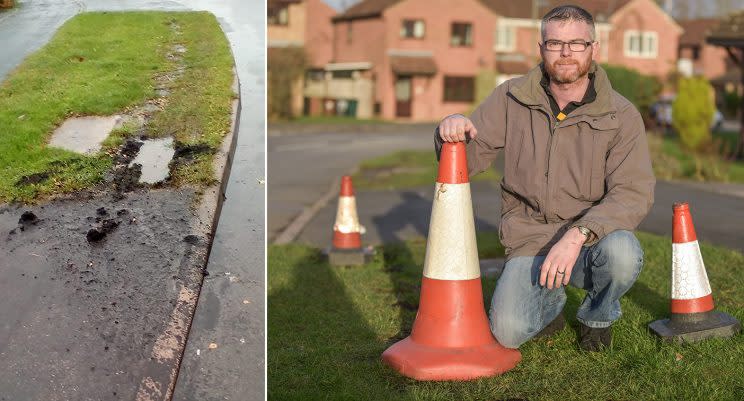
[381,142,521,381]
[328,176,371,266]
[649,202,740,342]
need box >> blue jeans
[489,230,643,348]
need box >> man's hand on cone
[438,114,478,142]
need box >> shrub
[468,69,497,115]
[672,77,715,151]
[602,64,662,119]
[268,46,306,120]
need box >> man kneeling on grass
[435,5,655,351]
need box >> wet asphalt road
[267,129,435,241]
[1,1,264,400]
[269,130,744,254]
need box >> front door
[395,75,412,118]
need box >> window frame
[401,19,426,39]
[268,5,289,26]
[623,30,658,59]
[450,22,473,47]
[494,23,515,52]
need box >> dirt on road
[0,188,211,401]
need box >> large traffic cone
[649,202,740,342]
[328,176,371,266]
[381,142,521,381]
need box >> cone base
[381,336,521,381]
[328,247,373,266]
[649,310,741,343]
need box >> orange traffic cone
[381,142,521,381]
[328,176,371,266]
[649,202,740,342]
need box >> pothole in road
[129,137,176,184]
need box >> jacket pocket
[503,127,526,181]
[589,131,612,200]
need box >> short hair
[541,5,596,41]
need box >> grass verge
[352,150,500,190]
[649,131,744,183]
[268,232,744,400]
[0,11,234,203]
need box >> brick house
[322,0,497,120]
[301,0,682,121]
[481,0,682,80]
[268,0,335,117]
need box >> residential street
[269,129,744,255]
[268,127,436,242]
[0,1,264,400]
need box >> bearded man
[436,5,655,351]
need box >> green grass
[352,150,501,190]
[0,11,234,203]
[268,232,744,400]
[648,131,744,183]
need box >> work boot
[579,322,612,352]
[534,313,565,339]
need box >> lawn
[352,150,501,190]
[648,131,744,183]
[268,232,744,400]
[0,11,235,203]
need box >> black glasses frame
[542,40,594,52]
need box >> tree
[602,64,662,120]
[672,77,715,151]
[267,47,307,120]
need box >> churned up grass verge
[0,11,234,203]
[268,232,744,401]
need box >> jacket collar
[509,61,617,118]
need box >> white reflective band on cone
[423,182,480,281]
[672,241,712,300]
[334,196,363,233]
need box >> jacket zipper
[544,117,560,223]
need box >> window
[305,69,325,82]
[494,24,515,51]
[268,6,289,26]
[443,76,474,102]
[346,22,353,44]
[401,19,425,39]
[624,30,658,58]
[450,23,472,47]
[331,70,353,79]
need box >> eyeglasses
[542,40,594,52]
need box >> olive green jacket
[438,62,655,259]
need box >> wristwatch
[576,225,591,239]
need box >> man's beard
[545,57,591,84]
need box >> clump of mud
[86,218,120,243]
[17,211,40,232]
[112,164,142,198]
[16,172,51,186]
[183,234,201,245]
[86,206,124,243]
[114,139,144,164]
[168,142,214,172]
